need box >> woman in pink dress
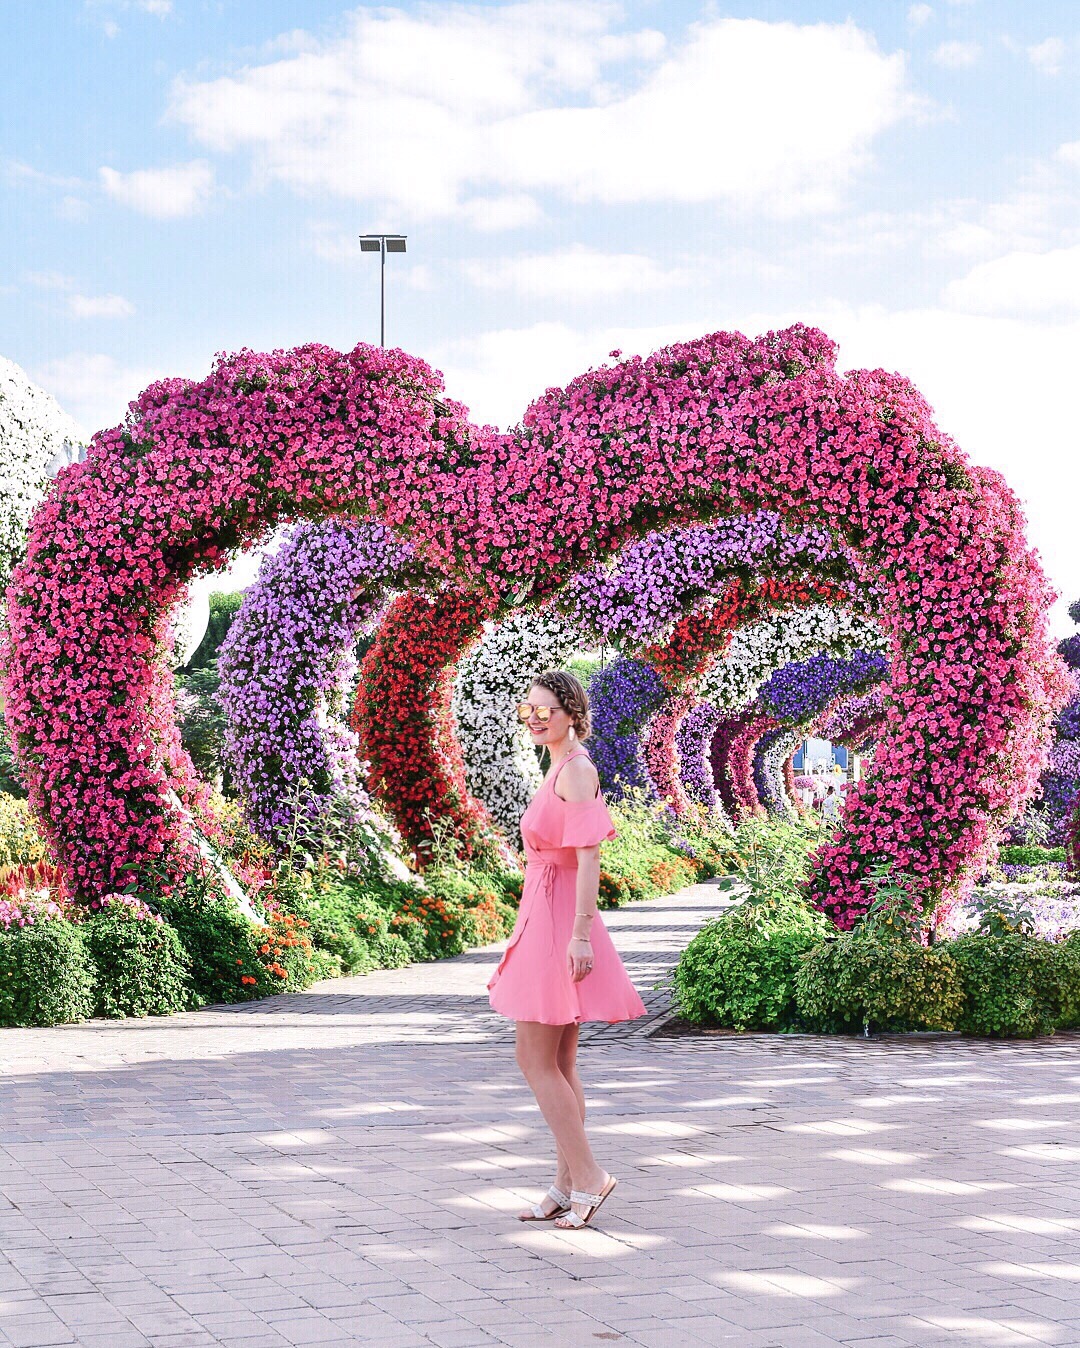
[488,669,646,1230]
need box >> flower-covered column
[675,702,724,814]
[352,588,506,867]
[218,519,416,851]
[640,694,695,814]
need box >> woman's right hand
[568,936,594,983]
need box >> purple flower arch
[217,518,417,845]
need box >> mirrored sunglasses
[516,702,559,724]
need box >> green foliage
[722,814,822,913]
[670,812,831,1030]
[858,862,932,943]
[999,844,1066,867]
[1057,933,1080,1030]
[672,902,828,1030]
[0,736,26,800]
[0,793,47,869]
[285,877,414,973]
[83,907,191,1019]
[174,661,228,784]
[564,653,602,688]
[947,933,1064,1037]
[795,933,964,1033]
[596,791,716,907]
[0,920,96,1027]
[157,892,268,1006]
[968,888,1036,938]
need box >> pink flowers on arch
[1,325,1067,925]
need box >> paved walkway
[2,880,1080,1348]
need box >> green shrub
[795,933,964,1034]
[83,900,192,1018]
[158,894,269,1005]
[287,880,413,973]
[948,933,1064,1037]
[0,919,96,1027]
[673,910,825,1030]
[1056,933,1080,1030]
[998,844,1066,867]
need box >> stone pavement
[2,879,1080,1348]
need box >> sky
[2,0,1079,630]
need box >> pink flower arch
[3,326,1067,924]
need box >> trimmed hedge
[0,920,96,1027]
[795,934,964,1034]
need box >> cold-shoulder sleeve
[559,795,617,848]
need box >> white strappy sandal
[554,1175,617,1230]
[518,1185,571,1222]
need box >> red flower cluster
[643,574,848,688]
[351,589,505,865]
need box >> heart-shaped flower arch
[3,326,1067,922]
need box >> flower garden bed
[0,790,730,1027]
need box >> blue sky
[2,0,1078,628]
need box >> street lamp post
[358,233,407,347]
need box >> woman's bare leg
[515,1021,606,1216]
[550,1023,584,1200]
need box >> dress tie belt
[528,860,570,957]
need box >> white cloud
[463,245,690,300]
[931,41,981,68]
[67,292,135,319]
[1028,37,1065,76]
[908,4,934,26]
[168,9,912,222]
[944,243,1080,317]
[1056,141,1080,167]
[430,304,1079,636]
[30,352,174,437]
[98,160,213,218]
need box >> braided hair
[531,669,592,741]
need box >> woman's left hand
[568,936,594,983]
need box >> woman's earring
[568,725,576,741]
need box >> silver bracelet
[574,911,595,919]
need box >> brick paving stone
[2,878,1080,1345]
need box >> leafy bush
[673,900,828,1029]
[795,933,964,1033]
[1057,933,1080,1029]
[420,865,518,948]
[249,909,319,992]
[157,892,269,1006]
[285,878,413,973]
[1000,844,1067,867]
[948,933,1064,1037]
[0,918,96,1027]
[82,896,191,1018]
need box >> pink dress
[487,752,647,1026]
